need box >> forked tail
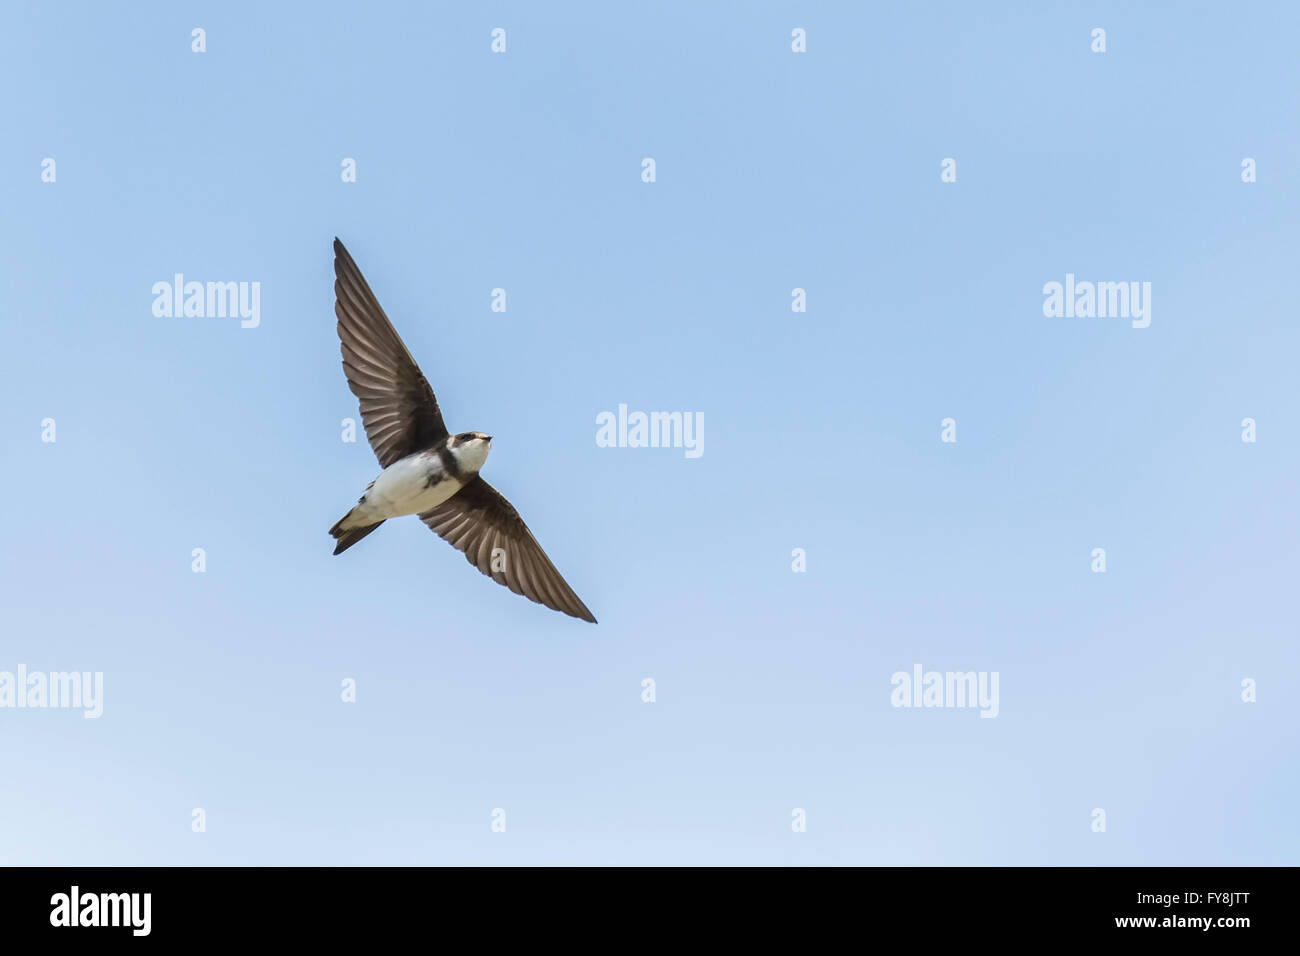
[329,514,385,555]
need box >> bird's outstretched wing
[419,476,597,623]
[334,238,448,467]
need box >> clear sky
[1,1,1296,865]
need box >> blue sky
[1,1,1296,865]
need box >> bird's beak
[485,436,493,442]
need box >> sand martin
[328,239,596,623]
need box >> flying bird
[328,238,596,623]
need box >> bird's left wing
[418,476,597,623]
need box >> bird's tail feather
[330,518,385,555]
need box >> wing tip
[565,599,598,624]
[333,238,355,278]
[570,597,597,624]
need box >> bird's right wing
[334,238,449,467]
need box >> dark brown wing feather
[334,238,448,467]
[419,476,597,623]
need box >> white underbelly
[361,452,464,520]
